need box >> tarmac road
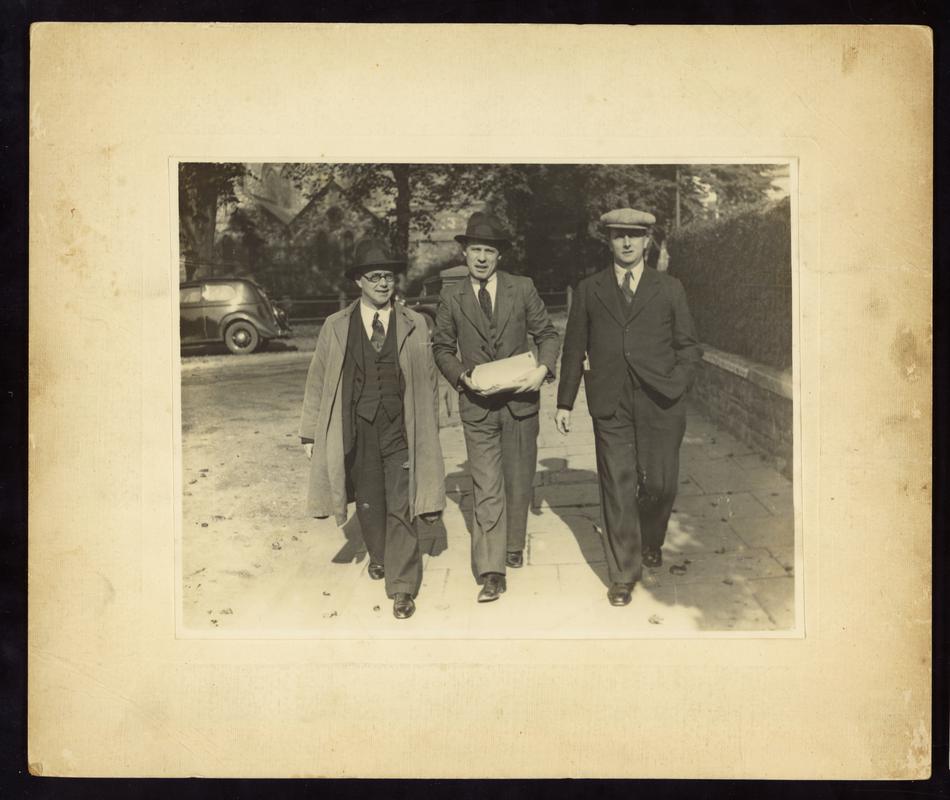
[180,348,797,638]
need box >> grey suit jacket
[432,270,560,423]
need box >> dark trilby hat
[454,212,511,248]
[345,236,407,281]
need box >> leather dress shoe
[642,547,663,568]
[505,550,524,568]
[392,593,415,619]
[477,573,507,603]
[607,583,634,606]
[368,562,385,580]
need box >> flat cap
[599,208,656,230]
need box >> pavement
[180,351,796,638]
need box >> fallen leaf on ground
[723,578,734,586]
[648,614,663,625]
[669,564,687,576]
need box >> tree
[271,162,781,291]
[178,163,245,280]
[680,164,778,220]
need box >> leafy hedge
[668,198,792,371]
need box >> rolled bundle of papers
[470,351,538,395]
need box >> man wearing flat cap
[432,212,560,603]
[299,237,445,620]
[555,209,702,607]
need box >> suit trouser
[593,371,687,585]
[462,405,539,577]
[352,410,422,598]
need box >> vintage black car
[180,277,292,355]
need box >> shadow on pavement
[442,460,489,582]
[331,515,368,564]
[536,457,610,588]
[330,502,449,565]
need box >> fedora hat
[345,236,407,281]
[454,212,512,248]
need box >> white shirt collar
[470,271,498,302]
[359,300,392,336]
[614,260,644,286]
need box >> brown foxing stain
[55,199,94,280]
[865,293,887,318]
[890,326,922,382]
[841,43,859,75]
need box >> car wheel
[224,320,260,355]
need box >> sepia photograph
[29,23,931,778]
[176,160,799,637]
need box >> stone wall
[689,345,793,479]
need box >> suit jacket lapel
[493,271,513,341]
[394,304,415,354]
[626,266,659,323]
[457,278,490,343]
[592,267,626,327]
[341,302,364,374]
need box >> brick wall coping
[700,344,793,401]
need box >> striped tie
[621,270,635,304]
[478,279,493,321]
[371,312,385,352]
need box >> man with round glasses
[555,208,702,607]
[299,237,445,620]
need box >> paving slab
[669,580,774,631]
[728,514,795,552]
[686,456,791,494]
[181,359,798,635]
[671,492,775,521]
[751,488,794,516]
[532,482,601,510]
[528,518,606,566]
[662,548,788,586]
[748,576,796,629]
[767,546,796,574]
[663,518,749,555]
[675,476,707,496]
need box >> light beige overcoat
[299,301,446,525]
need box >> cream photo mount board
[28,24,932,778]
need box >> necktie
[478,279,493,321]
[621,270,635,304]
[370,312,385,352]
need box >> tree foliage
[180,161,783,292]
[668,197,792,369]
[178,162,245,279]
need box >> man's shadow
[441,459,488,582]
[534,457,611,588]
[330,509,449,565]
